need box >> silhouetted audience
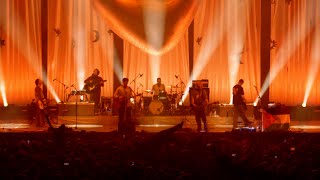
[0,131,319,179]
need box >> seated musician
[151,78,166,100]
[84,69,104,112]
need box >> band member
[34,79,46,127]
[114,78,135,134]
[191,82,208,132]
[152,78,166,99]
[232,79,251,128]
[84,69,104,112]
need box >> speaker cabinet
[58,102,94,116]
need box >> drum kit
[139,85,183,115]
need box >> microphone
[175,75,179,78]
[139,74,143,77]
[139,83,143,87]
[53,79,56,82]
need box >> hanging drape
[47,0,114,102]
[270,0,320,105]
[92,0,199,55]
[0,0,42,105]
[194,0,261,104]
[123,32,190,103]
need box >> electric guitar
[37,99,50,110]
[84,80,107,93]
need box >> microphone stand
[137,84,143,111]
[73,86,78,130]
[130,74,142,96]
[130,74,143,113]
[176,76,186,119]
[254,85,262,131]
[177,76,186,103]
[53,79,68,102]
[53,79,69,119]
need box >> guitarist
[114,78,135,134]
[232,79,251,129]
[34,79,46,127]
[84,69,104,112]
[191,81,208,132]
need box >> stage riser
[209,105,254,117]
[58,103,95,116]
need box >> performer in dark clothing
[84,69,105,112]
[191,82,208,132]
[114,78,135,134]
[34,79,46,127]
[232,79,251,128]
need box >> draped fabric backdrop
[47,0,114,103]
[194,0,261,104]
[0,0,42,105]
[123,32,190,103]
[0,0,319,106]
[270,0,320,105]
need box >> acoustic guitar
[84,80,107,93]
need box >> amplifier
[192,79,209,88]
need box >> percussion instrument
[141,96,152,109]
[158,91,167,100]
[149,100,164,115]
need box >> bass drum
[149,100,164,115]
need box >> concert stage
[1,114,320,133]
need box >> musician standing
[191,81,208,132]
[34,79,45,127]
[84,69,104,112]
[151,78,166,99]
[232,79,251,128]
[114,78,135,134]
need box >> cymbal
[145,90,153,92]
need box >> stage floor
[1,114,320,133]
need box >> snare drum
[149,100,164,115]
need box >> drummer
[151,78,166,99]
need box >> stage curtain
[0,0,42,105]
[47,0,114,103]
[270,0,320,105]
[92,0,199,55]
[194,0,261,104]
[123,32,190,104]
